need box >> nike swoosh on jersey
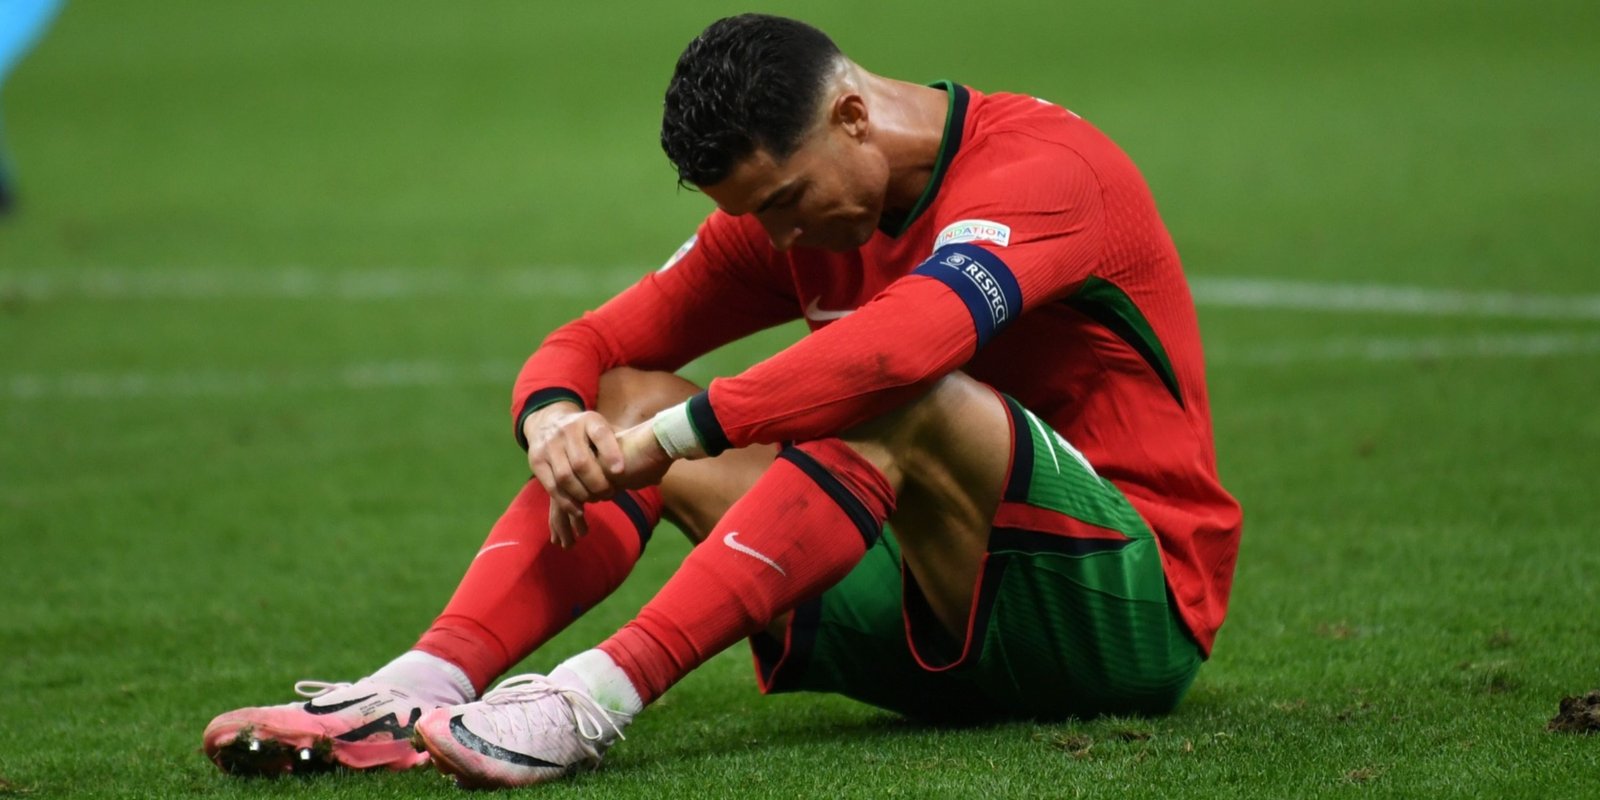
[448,715,563,769]
[723,531,786,575]
[804,298,855,321]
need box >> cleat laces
[479,674,628,749]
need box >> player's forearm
[649,280,978,457]
[508,283,719,450]
[509,247,799,450]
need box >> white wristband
[650,402,706,460]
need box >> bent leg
[412,480,657,693]
[836,373,1013,637]
[597,438,894,704]
[414,368,772,692]
[412,434,897,788]
[759,382,1203,719]
[537,374,1004,710]
[202,368,771,776]
[409,376,1196,787]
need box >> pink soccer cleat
[414,671,631,788]
[202,679,434,775]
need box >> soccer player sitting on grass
[203,13,1242,788]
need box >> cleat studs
[298,748,313,761]
[248,738,262,753]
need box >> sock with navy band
[589,439,894,705]
[413,480,660,694]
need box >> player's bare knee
[661,444,777,545]
[595,368,701,428]
[838,373,1003,490]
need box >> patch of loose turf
[1548,691,1600,734]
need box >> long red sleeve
[509,213,796,445]
[699,145,1106,451]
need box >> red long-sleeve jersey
[512,83,1241,654]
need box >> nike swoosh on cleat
[448,714,564,769]
[804,298,854,321]
[302,694,377,714]
[336,707,423,742]
[723,531,786,575]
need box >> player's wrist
[521,400,581,441]
[650,401,705,460]
[534,399,583,421]
[514,388,586,450]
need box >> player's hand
[614,421,674,490]
[522,401,626,548]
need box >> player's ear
[832,93,869,142]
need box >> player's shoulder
[947,88,1138,197]
[967,90,1094,153]
[938,96,1098,203]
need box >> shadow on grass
[601,691,1214,781]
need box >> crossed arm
[519,149,1104,546]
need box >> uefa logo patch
[934,219,1011,250]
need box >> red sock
[414,481,660,694]
[598,440,894,705]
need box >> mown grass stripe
[7,332,1600,401]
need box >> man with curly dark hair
[203,14,1241,789]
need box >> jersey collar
[878,80,970,239]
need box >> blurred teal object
[0,0,64,214]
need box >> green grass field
[3,1,1598,797]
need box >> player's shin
[582,439,894,707]
[414,479,660,694]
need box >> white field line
[1190,277,1600,321]
[3,359,515,400]
[1207,331,1600,366]
[3,268,1600,320]
[6,332,1600,401]
[0,267,644,300]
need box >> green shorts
[750,395,1203,721]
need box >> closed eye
[782,184,808,209]
[765,181,808,213]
